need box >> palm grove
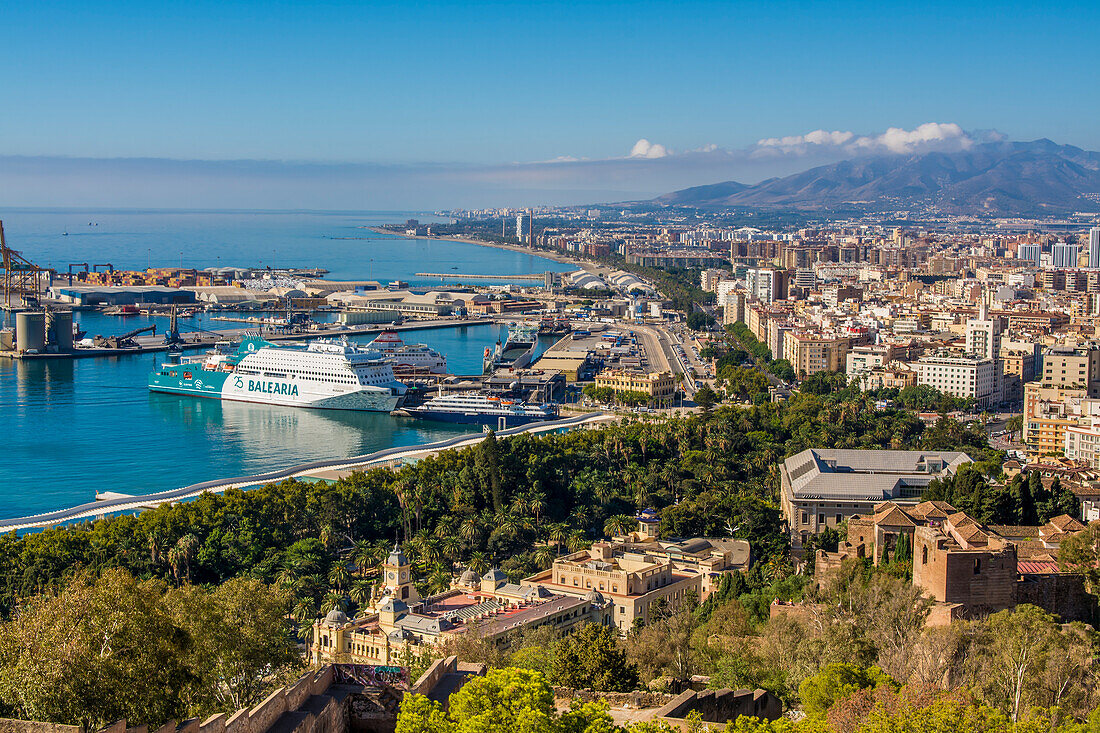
[0,385,1097,728]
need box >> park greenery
[0,569,298,727]
[2,383,1093,728]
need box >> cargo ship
[368,331,447,375]
[408,391,558,425]
[148,335,407,411]
[483,322,538,373]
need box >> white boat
[368,331,448,374]
[409,391,558,425]
[484,322,538,373]
[148,335,407,411]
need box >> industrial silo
[15,311,46,353]
[48,310,74,351]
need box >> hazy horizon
[2,0,1098,209]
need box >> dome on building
[482,568,507,582]
[459,569,480,586]
[324,608,348,626]
[585,589,603,604]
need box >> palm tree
[529,493,546,530]
[148,529,165,567]
[420,537,442,567]
[293,599,316,624]
[566,531,588,553]
[603,514,635,538]
[174,534,199,583]
[533,546,554,569]
[467,552,490,575]
[441,536,462,566]
[166,545,182,584]
[328,561,350,592]
[459,517,481,545]
[426,565,451,595]
[547,524,568,555]
[349,580,372,609]
[321,592,347,614]
[353,542,375,577]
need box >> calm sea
[0,209,572,520]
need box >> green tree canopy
[551,623,638,692]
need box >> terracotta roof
[1047,515,1086,532]
[1018,560,1060,574]
[872,506,917,527]
[911,500,956,519]
[947,512,978,528]
[987,525,1041,538]
[1013,541,1057,561]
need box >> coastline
[364,226,597,273]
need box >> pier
[0,317,495,360]
[0,412,613,532]
[415,271,546,281]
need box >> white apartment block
[917,353,995,408]
[846,344,895,375]
[1065,425,1100,469]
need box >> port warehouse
[48,284,542,317]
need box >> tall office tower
[515,214,530,243]
[1017,243,1041,265]
[1052,242,1080,269]
[1090,227,1100,269]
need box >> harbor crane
[93,324,156,349]
[0,221,47,311]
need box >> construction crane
[94,324,156,349]
[0,221,46,310]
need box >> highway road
[0,412,613,533]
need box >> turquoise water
[0,209,570,520]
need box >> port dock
[415,271,547,281]
[0,318,495,360]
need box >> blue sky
[1,0,1098,208]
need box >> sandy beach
[363,226,597,273]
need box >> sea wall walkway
[0,412,614,533]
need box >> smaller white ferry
[409,391,558,425]
[368,331,448,375]
[148,335,407,411]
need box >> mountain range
[656,140,1100,216]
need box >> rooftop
[783,448,972,501]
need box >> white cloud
[854,122,972,154]
[753,122,973,158]
[629,139,670,159]
[756,129,855,151]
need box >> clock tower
[381,543,420,604]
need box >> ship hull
[148,371,401,412]
[408,409,554,425]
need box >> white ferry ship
[409,391,558,425]
[148,335,407,411]
[368,331,448,374]
[484,322,538,373]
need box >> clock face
[401,571,407,580]
[388,572,395,581]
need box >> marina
[0,209,575,520]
